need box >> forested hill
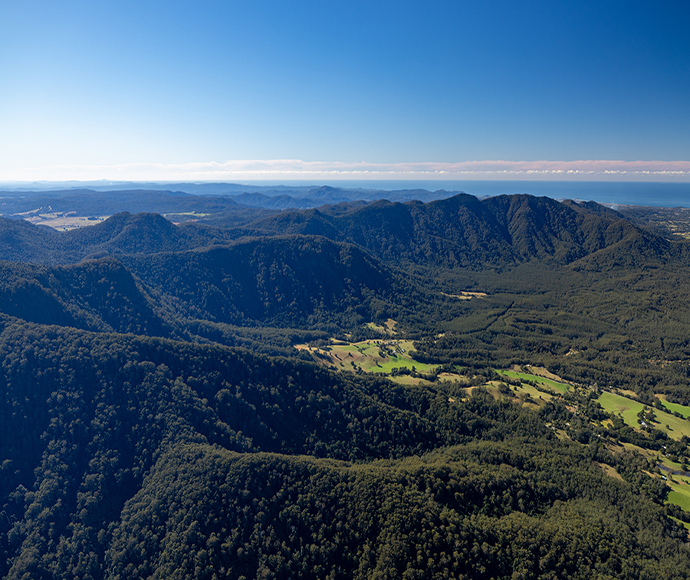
[0,258,170,335]
[236,193,676,269]
[1,319,689,579]
[0,213,238,264]
[0,194,682,271]
[119,235,416,328]
[0,235,422,336]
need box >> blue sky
[1,0,689,182]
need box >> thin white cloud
[1,159,689,182]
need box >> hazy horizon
[3,178,690,208]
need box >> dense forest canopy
[2,190,690,578]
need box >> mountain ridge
[0,194,675,272]
[242,193,670,270]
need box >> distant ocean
[247,180,690,208]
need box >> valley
[2,187,690,578]
[297,325,690,520]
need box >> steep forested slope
[1,318,688,579]
[0,217,63,263]
[0,258,169,335]
[336,195,516,267]
[242,194,667,270]
[0,320,437,579]
[108,442,688,580]
[482,194,638,262]
[0,234,423,336]
[120,235,415,328]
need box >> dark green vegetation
[3,191,690,578]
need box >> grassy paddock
[510,382,554,406]
[598,392,690,441]
[598,392,645,426]
[658,455,687,472]
[667,485,690,512]
[657,395,690,419]
[496,370,570,394]
[298,339,440,376]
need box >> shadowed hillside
[1,321,688,579]
[0,258,170,335]
[0,218,64,263]
[121,235,414,329]
[0,234,423,337]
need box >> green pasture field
[496,370,570,394]
[667,484,690,512]
[598,392,645,426]
[300,339,440,376]
[598,392,690,441]
[510,382,554,405]
[388,375,435,387]
[656,395,690,419]
[645,405,690,440]
[353,341,438,374]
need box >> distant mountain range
[0,183,460,217]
